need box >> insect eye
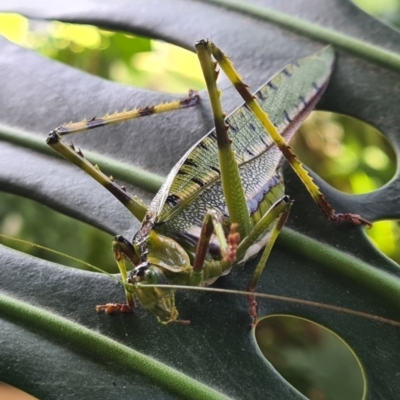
[143,266,166,285]
[114,235,129,245]
[145,270,154,280]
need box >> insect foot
[331,213,372,227]
[247,296,258,327]
[96,303,133,314]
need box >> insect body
[47,41,370,324]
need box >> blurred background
[0,0,399,399]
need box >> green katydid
[46,40,371,325]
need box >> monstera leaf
[1,1,400,399]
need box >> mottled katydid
[46,40,371,325]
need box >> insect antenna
[134,283,400,328]
[3,234,399,328]
[0,234,121,283]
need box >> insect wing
[149,47,335,228]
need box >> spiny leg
[47,92,201,220]
[47,133,147,221]
[240,197,293,326]
[207,41,371,227]
[52,90,200,136]
[96,235,139,314]
[193,209,240,276]
[196,41,252,239]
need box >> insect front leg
[205,40,371,227]
[192,209,241,279]
[96,235,139,314]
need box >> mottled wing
[149,47,335,224]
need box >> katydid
[3,233,399,328]
[46,40,371,325]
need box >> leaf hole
[0,13,205,93]
[350,0,400,30]
[255,315,365,400]
[365,219,400,264]
[0,191,116,273]
[292,111,396,194]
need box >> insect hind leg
[47,92,200,221]
[207,41,371,227]
[46,132,147,221]
[195,41,252,239]
[52,90,200,136]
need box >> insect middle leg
[192,209,241,279]
[196,198,292,324]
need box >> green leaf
[1,1,400,399]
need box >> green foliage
[352,0,400,28]
[0,192,116,272]
[293,112,400,264]
[0,13,204,93]
[256,316,364,400]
